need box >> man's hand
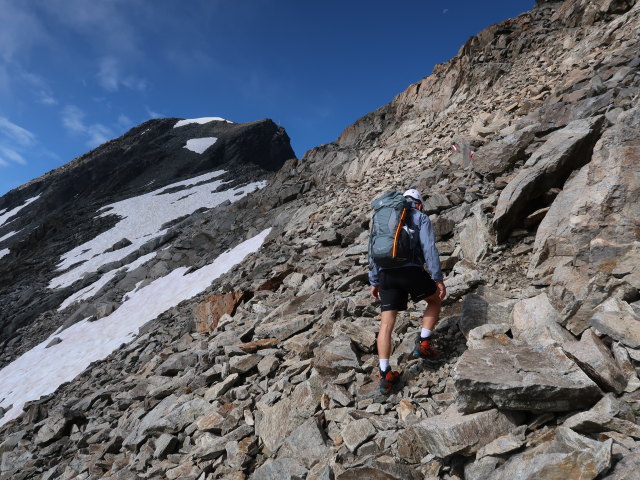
[370,285,380,301]
[436,281,447,300]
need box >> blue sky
[0,0,533,196]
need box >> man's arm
[418,214,444,283]
[368,256,381,300]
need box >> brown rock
[193,291,249,332]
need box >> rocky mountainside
[0,117,294,366]
[1,0,639,479]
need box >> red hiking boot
[379,368,401,395]
[411,336,439,360]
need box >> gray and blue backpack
[368,191,417,268]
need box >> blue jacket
[368,205,443,285]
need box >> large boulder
[562,330,627,393]
[528,107,640,334]
[494,115,605,242]
[399,405,519,458]
[489,427,611,480]
[256,375,323,453]
[453,343,602,412]
[511,293,574,347]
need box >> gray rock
[36,408,85,446]
[511,293,574,347]
[336,458,422,480]
[458,202,495,263]
[601,448,640,479]
[490,427,612,480]
[229,354,261,374]
[250,458,308,480]
[123,395,209,449]
[153,433,178,459]
[256,375,323,453]
[255,314,317,341]
[204,373,240,401]
[279,417,330,465]
[563,330,627,393]
[340,418,376,453]
[156,351,198,376]
[494,116,605,241]
[476,426,526,458]
[313,335,361,374]
[459,287,517,336]
[403,406,519,458]
[453,344,602,413]
[590,297,640,349]
[563,394,640,439]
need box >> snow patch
[0,195,40,229]
[49,171,266,290]
[0,248,9,260]
[0,228,271,426]
[57,251,157,311]
[0,230,18,243]
[174,117,233,128]
[184,137,218,154]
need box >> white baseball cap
[403,188,423,203]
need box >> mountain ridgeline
[0,0,639,479]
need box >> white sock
[379,358,390,372]
[421,328,432,339]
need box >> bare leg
[421,292,442,331]
[377,310,398,360]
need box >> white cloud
[21,72,58,106]
[61,105,114,148]
[0,117,36,146]
[443,8,449,14]
[117,114,133,129]
[146,107,163,119]
[97,56,147,92]
[0,147,26,165]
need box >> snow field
[0,228,271,426]
[0,248,9,260]
[0,195,40,229]
[49,170,267,289]
[184,137,218,154]
[174,117,233,128]
[57,251,158,311]
[0,230,18,243]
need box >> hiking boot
[411,336,439,360]
[379,368,401,395]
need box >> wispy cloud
[0,117,36,167]
[97,56,147,92]
[61,105,114,148]
[0,117,36,146]
[0,146,26,165]
[22,72,58,105]
[443,9,449,14]
[145,107,163,119]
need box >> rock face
[0,118,294,365]
[453,343,603,412]
[1,1,640,479]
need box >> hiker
[368,188,446,394]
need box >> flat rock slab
[562,330,627,393]
[453,344,602,413]
[489,427,611,480]
[511,293,574,347]
[404,406,519,458]
[313,335,361,374]
[590,297,640,349]
[493,116,604,242]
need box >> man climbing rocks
[368,188,446,395]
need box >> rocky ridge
[1,0,640,479]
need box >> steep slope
[0,1,639,479]
[0,118,294,366]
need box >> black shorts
[379,266,437,312]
